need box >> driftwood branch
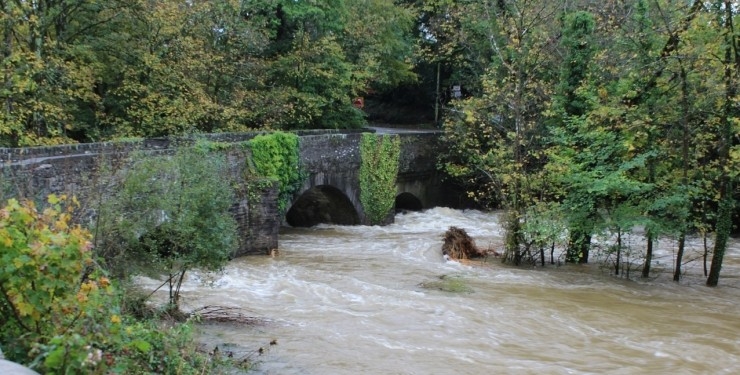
[190,305,270,325]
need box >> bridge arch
[395,192,423,212]
[285,185,360,227]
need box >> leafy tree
[95,147,238,310]
[432,0,736,276]
[437,0,561,264]
[187,0,273,132]
[259,0,417,129]
[264,0,348,55]
[706,0,739,286]
[96,1,216,138]
[550,10,599,264]
[0,0,111,146]
[342,0,418,92]
[1,0,421,142]
[268,31,363,129]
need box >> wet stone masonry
[1,130,445,256]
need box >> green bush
[95,147,238,310]
[0,195,212,374]
[0,195,109,369]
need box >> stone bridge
[1,129,467,256]
[287,129,463,227]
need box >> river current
[161,208,740,374]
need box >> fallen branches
[441,226,489,260]
[191,305,270,325]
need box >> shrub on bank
[0,195,214,374]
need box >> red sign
[352,97,364,109]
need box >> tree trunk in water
[550,242,555,265]
[703,232,709,277]
[707,0,737,287]
[540,247,545,267]
[567,230,591,264]
[674,232,685,282]
[566,230,591,264]
[615,231,622,275]
[174,269,187,309]
[168,272,175,307]
[579,235,590,264]
[503,212,522,265]
[708,198,732,286]
[642,231,653,278]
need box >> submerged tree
[437,0,561,264]
[706,0,739,287]
[550,10,599,264]
[435,0,738,280]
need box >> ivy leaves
[360,133,400,225]
[249,131,303,213]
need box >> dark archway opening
[395,192,423,213]
[286,185,359,227]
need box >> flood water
[167,208,740,374]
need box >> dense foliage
[0,0,418,146]
[360,133,401,225]
[0,196,216,374]
[94,147,238,310]
[432,0,738,285]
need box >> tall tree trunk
[503,62,526,264]
[550,241,555,265]
[567,229,591,264]
[674,232,685,281]
[703,232,709,277]
[674,64,691,283]
[615,230,622,276]
[707,0,738,287]
[708,199,732,286]
[642,230,653,278]
[624,0,704,107]
[168,272,175,307]
[174,269,187,310]
[503,212,522,265]
[2,1,13,123]
[540,246,545,267]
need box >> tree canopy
[0,0,418,145]
[434,0,738,284]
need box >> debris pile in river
[441,226,488,260]
[191,305,270,325]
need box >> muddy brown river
[151,208,740,374]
